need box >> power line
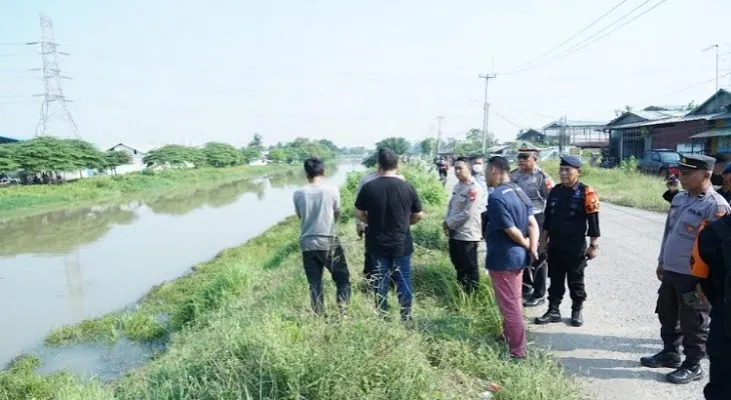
[27,13,81,138]
[492,110,525,130]
[500,0,669,75]
[501,0,630,74]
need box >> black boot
[534,304,561,325]
[570,304,584,327]
[639,351,682,369]
[666,362,703,384]
[524,296,545,308]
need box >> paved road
[524,203,708,400]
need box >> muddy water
[0,162,362,370]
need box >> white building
[106,143,156,175]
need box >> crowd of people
[291,147,731,400]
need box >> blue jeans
[373,255,413,320]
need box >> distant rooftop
[543,120,610,130]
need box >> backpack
[709,218,731,339]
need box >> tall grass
[0,165,294,219]
[541,160,668,212]
[1,162,581,400]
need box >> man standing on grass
[443,157,484,293]
[534,155,600,328]
[484,156,539,359]
[293,157,351,316]
[355,148,424,321]
[509,143,554,308]
[355,161,405,291]
[641,154,730,384]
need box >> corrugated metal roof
[543,120,610,130]
[632,109,687,120]
[607,113,725,130]
[689,127,731,139]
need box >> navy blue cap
[723,163,731,175]
[678,154,715,171]
[560,155,582,169]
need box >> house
[542,119,610,149]
[605,89,731,160]
[516,129,545,142]
[106,143,155,175]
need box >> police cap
[517,142,540,154]
[678,154,715,171]
[559,155,582,169]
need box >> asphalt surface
[524,202,708,400]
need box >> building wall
[650,120,710,153]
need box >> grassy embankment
[0,162,581,400]
[540,160,668,213]
[0,164,295,219]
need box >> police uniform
[445,178,485,293]
[535,155,600,327]
[355,171,405,289]
[640,154,731,385]
[690,214,731,399]
[510,144,555,306]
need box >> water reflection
[0,162,362,368]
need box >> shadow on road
[558,356,671,382]
[531,330,661,354]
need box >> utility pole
[436,116,444,154]
[26,13,81,138]
[479,73,496,154]
[703,44,720,93]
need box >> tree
[0,144,19,173]
[376,137,410,155]
[240,146,261,164]
[143,145,205,169]
[453,129,494,156]
[202,142,242,168]
[104,151,133,175]
[60,139,106,178]
[267,147,287,163]
[419,138,437,155]
[686,101,696,111]
[248,133,264,150]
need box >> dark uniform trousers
[523,212,547,298]
[547,239,587,309]
[656,270,710,365]
[302,245,351,314]
[448,239,480,293]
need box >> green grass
[541,160,669,212]
[1,164,582,400]
[0,165,295,220]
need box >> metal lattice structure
[26,13,81,138]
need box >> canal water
[0,161,362,370]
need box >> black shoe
[523,296,545,308]
[639,351,682,369]
[534,308,561,325]
[570,309,584,327]
[666,363,703,384]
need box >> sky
[1,0,730,150]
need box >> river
[0,161,363,370]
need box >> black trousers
[656,270,710,364]
[704,357,731,399]
[523,213,547,299]
[302,246,351,314]
[448,239,480,293]
[547,242,587,309]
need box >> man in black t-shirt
[355,148,424,320]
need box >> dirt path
[524,203,707,400]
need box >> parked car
[637,149,681,178]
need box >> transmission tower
[26,13,81,138]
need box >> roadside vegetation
[540,157,668,213]
[0,162,581,400]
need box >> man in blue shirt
[484,156,539,358]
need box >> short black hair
[303,157,325,178]
[377,148,399,171]
[454,156,470,164]
[487,156,511,172]
[713,153,730,163]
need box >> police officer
[690,212,731,399]
[718,163,731,202]
[471,155,490,238]
[510,143,554,307]
[443,157,485,293]
[641,154,731,384]
[534,155,600,327]
[355,165,405,291]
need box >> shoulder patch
[584,185,599,214]
[468,188,478,201]
[715,206,728,219]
